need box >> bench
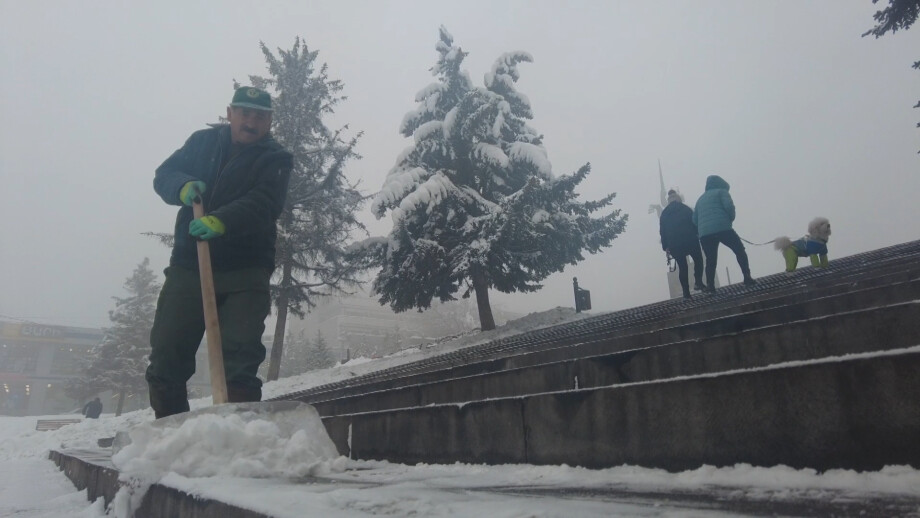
[35,419,82,431]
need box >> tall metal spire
[648,159,667,218]
[658,159,667,209]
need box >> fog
[1,1,917,329]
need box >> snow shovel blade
[112,401,335,456]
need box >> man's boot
[693,279,706,291]
[149,385,190,419]
[228,383,262,403]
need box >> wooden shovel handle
[193,198,229,405]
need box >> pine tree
[241,38,368,380]
[863,0,919,37]
[74,258,159,416]
[280,329,310,377]
[305,330,336,371]
[369,27,627,330]
[862,0,920,152]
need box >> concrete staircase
[49,240,920,517]
[276,240,920,471]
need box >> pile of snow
[107,402,345,517]
[112,402,345,479]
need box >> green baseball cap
[230,86,273,111]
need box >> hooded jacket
[692,175,735,238]
[154,124,293,272]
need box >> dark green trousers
[146,265,271,418]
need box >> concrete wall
[324,352,920,472]
[312,251,920,472]
[291,276,919,407]
[310,301,919,416]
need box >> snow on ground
[0,456,105,517]
[1,308,919,517]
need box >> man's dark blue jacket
[154,124,293,272]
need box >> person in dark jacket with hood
[660,189,706,298]
[692,175,756,292]
[146,86,293,419]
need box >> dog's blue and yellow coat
[783,237,829,271]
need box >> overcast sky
[1,1,917,329]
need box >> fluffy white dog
[774,218,832,272]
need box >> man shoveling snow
[148,86,293,417]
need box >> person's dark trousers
[699,229,752,288]
[689,241,705,287]
[672,242,706,297]
[146,265,272,419]
[672,253,691,297]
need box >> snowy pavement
[7,403,920,517]
[0,457,105,518]
[47,446,920,517]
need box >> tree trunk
[471,270,496,331]
[267,259,293,381]
[115,391,125,417]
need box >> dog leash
[740,237,777,246]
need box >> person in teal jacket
[692,175,756,292]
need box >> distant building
[0,321,103,416]
[285,291,521,363]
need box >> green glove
[179,181,207,206]
[189,215,225,240]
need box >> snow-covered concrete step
[322,347,920,472]
[307,300,920,416]
[284,274,920,409]
[50,449,271,518]
[283,252,920,403]
[477,483,920,517]
[50,448,920,517]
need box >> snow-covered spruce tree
[243,38,368,381]
[279,328,310,378]
[77,258,159,416]
[369,27,627,331]
[304,330,336,371]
